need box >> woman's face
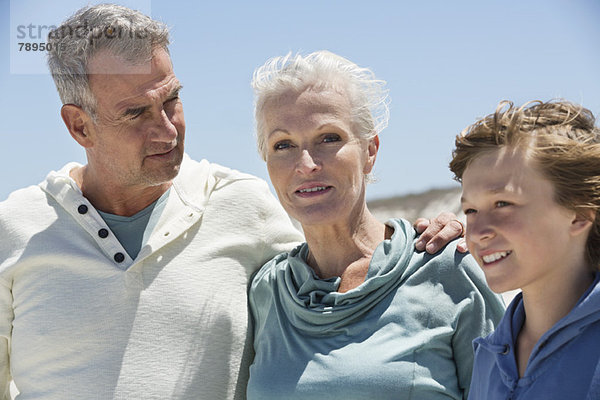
[262,87,378,228]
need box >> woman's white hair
[251,50,390,160]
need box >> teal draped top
[248,218,504,400]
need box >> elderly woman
[246,51,504,400]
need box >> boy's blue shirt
[469,272,600,400]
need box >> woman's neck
[301,207,388,292]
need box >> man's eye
[125,108,146,120]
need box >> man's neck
[70,165,172,216]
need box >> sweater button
[114,252,125,263]
[98,228,109,238]
[78,204,88,214]
[502,345,510,355]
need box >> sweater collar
[273,218,417,336]
[40,154,216,214]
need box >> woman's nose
[295,149,321,174]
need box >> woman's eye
[495,201,511,208]
[273,141,292,151]
[322,134,341,143]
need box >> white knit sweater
[0,155,302,400]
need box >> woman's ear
[61,104,95,148]
[363,135,380,174]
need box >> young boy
[449,100,600,399]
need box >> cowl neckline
[276,218,417,336]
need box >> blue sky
[1,0,599,202]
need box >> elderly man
[1,5,302,399]
[0,4,462,400]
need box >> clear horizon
[1,0,599,202]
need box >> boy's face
[461,147,579,294]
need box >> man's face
[85,47,185,190]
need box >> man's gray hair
[47,4,170,119]
[251,50,390,160]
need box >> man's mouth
[148,146,176,157]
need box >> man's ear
[61,104,94,148]
[570,209,595,237]
[363,135,380,174]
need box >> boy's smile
[461,147,585,295]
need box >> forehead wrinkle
[271,87,350,115]
[263,87,354,142]
[114,76,181,114]
[267,100,350,130]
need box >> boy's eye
[463,208,477,215]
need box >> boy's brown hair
[450,100,600,270]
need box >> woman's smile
[295,183,333,197]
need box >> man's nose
[149,108,179,142]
